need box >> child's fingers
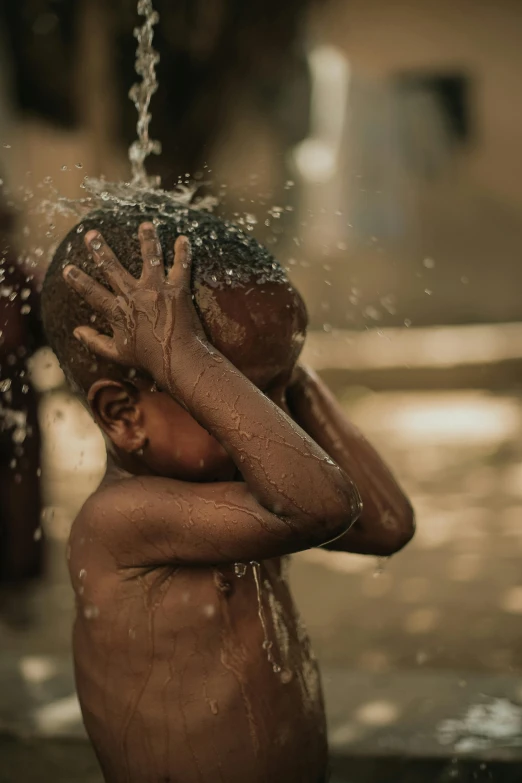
[139,222,164,284]
[85,231,134,295]
[63,265,115,317]
[73,327,121,362]
[167,236,192,289]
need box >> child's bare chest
[73,552,327,782]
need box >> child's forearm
[153,338,361,535]
[287,366,414,554]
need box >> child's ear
[87,380,147,454]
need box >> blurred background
[1,1,522,781]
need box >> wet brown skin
[64,225,414,783]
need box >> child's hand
[63,223,205,376]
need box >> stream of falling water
[128,0,162,188]
[37,0,215,220]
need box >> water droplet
[234,563,247,578]
[75,163,83,169]
[84,604,100,620]
[374,557,389,577]
[424,288,432,296]
[3,144,11,149]
[364,305,381,321]
[33,527,42,541]
[90,239,102,251]
[76,224,85,234]
[423,257,435,269]
[79,569,86,580]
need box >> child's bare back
[42,207,415,783]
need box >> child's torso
[70,534,328,783]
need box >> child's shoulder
[73,473,187,538]
[70,477,145,558]
[72,476,134,533]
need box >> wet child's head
[42,206,308,481]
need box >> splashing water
[0,405,27,444]
[38,176,217,223]
[128,0,162,188]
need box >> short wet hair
[41,205,288,393]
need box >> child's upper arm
[88,475,345,568]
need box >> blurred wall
[291,0,522,329]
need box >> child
[41,206,414,783]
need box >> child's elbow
[381,502,416,556]
[321,483,363,544]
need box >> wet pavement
[294,389,522,676]
[1,734,521,783]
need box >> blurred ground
[294,388,522,676]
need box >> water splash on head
[128,0,162,188]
